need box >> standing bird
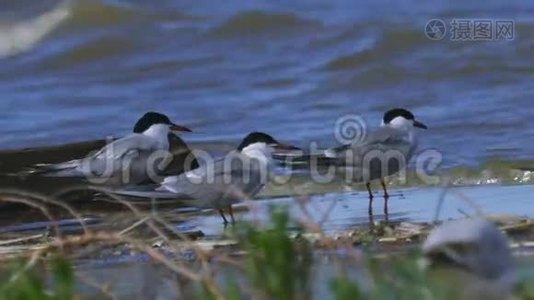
[422,218,517,300]
[113,132,300,225]
[274,108,427,215]
[22,112,192,186]
[327,108,427,214]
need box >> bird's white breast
[241,143,273,170]
[142,124,170,149]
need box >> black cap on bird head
[237,132,301,151]
[237,132,278,151]
[133,112,192,133]
[383,108,427,129]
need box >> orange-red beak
[170,124,192,132]
[414,120,428,129]
[274,142,301,151]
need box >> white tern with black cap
[112,132,300,224]
[275,108,427,215]
[22,112,192,186]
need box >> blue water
[1,0,534,171]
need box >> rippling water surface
[2,3,534,296]
[1,0,534,171]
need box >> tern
[275,108,427,215]
[112,132,300,225]
[422,218,517,300]
[22,112,192,186]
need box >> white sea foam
[0,1,72,58]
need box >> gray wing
[85,134,171,184]
[28,134,167,184]
[331,126,414,159]
[91,134,162,161]
[159,152,268,209]
[108,184,191,200]
[330,127,415,181]
[24,158,86,177]
[273,127,415,181]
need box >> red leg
[228,205,235,225]
[380,179,389,198]
[366,182,374,199]
[366,182,374,215]
[219,209,228,225]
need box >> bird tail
[108,184,190,200]
[15,159,84,177]
[110,189,178,199]
[272,150,338,168]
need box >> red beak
[170,124,192,132]
[274,143,301,151]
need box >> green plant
[240,207,312,300]
[202,207,313,300]
[0,256,75,300]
